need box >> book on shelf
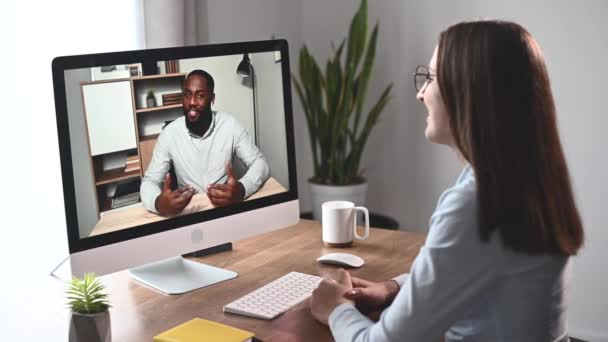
[162,100,183,106]
[164,60,179,74]
[111,192,140,208]
[124,155,140,172]
[126,154,139,164]
[124,162,140,173]
[153,318,255,342]
[114,179,140,197]
[162,92,183,106]
[111,179,141,209]
[162,92,183,98]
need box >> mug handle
[353,207,369,240]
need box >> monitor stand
[128,244,237,295]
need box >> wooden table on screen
[102,219,426,341]
[90,177,287,236]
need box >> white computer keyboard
[223,271,324,320]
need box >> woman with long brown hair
[310,20,584,341]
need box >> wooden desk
[90,177,287,236]
[101,219,425,341]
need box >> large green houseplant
[292,0,392,219]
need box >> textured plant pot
[310,181,368,221]
[69,310,111,342]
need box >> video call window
[63,52,290,239]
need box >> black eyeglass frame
[413,65,436,92]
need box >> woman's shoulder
[435,166,477,214]
[426,166,480,246]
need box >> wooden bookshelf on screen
[81,72,186,217]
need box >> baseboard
[569,329,608,342]
[570,337,588,342]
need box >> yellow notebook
[153,318,255,342]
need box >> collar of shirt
[188,111,217,140]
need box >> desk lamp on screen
[51,40,298,294]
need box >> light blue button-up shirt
[329,165,571,342]
[140,112,269,213]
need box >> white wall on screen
[250,51,289,189]
[64,68,98,238]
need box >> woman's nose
[416,88,424,102]
[416,81,428,102]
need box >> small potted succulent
[67,272,111,342]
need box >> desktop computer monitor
[52,40,299,294]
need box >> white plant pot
[310,181,368,221]
[69,310,111,342]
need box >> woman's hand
[310,269,354,326]
[343,276,400,315]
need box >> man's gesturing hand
[207,162,245,207]
[155,173,195,216]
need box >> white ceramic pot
[69,310,111,342]
[310,181,368,221]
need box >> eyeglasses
[413,65,436,92]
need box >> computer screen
[52,40,299,290]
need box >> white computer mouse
[317,253,365,268]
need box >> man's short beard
[185,106,213,136]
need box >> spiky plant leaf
[66,272,110,314]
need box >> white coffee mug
[322,201,370,247]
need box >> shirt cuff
[141,185,161,214]
[328,303,374,342]
[329,303,356,327]
[238,177,255,199]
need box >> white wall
[143,0,185,48]
[0,1,145,339]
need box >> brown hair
[436,20,584,255]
